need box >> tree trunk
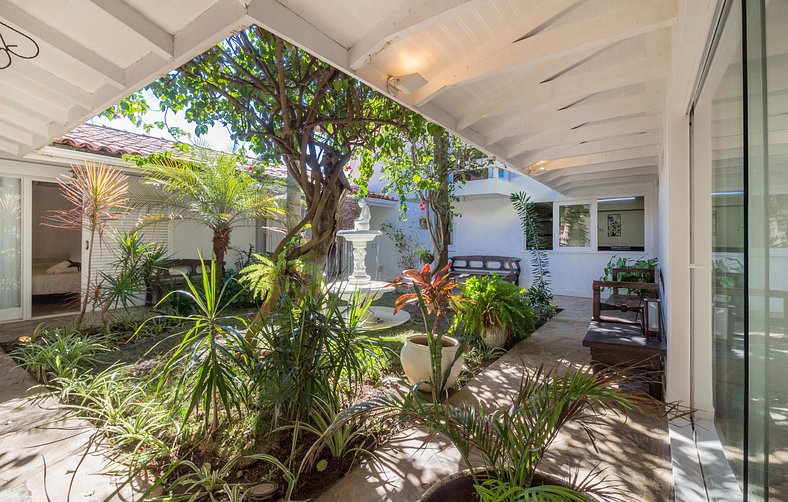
[430,130,452,271]
[212,226,232,286]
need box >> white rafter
[0,4,126,87]
[507,114,663,159]
[349,0,494,71]
[515,131,661,167]
[534,159,658,183]
[409,0,677,106]
[555,174,658,193]
[486,88,664,145]
[88,0,174,58]
[523,145,660,172]
[462,38,670,131]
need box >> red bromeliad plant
[389,263,462,400]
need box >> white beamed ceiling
[0,0,678,193]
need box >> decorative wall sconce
[0,20,40,70]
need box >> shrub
[457,275,535,342]
[14,327,110,383]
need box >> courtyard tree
[105,26,405,268]
[356,114,488,270]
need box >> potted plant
[317,365,636,501]
[414,248,435,265]
[456,275,535,348]
[389,263,464,400]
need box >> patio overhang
[0,0,677,194]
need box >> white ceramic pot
[400,334,464,391]
[481,325,508,348]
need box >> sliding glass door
[0,176,22,321]
[692,0,788,499]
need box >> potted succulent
[456,275,535,348]
[414,247,435,265]
[389,263,464,400]
[318,365,637,501]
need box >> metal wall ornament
[0,21,40,70]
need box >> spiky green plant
[511,192,551,296]
[147,257,256,434]
[45,161,131,327]
[14,327,110,383]
[315,365,635,501]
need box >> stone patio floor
[317,296,678,502]
[0,317,144,501]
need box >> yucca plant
[147,257,256,434]
[315,365,636,501]
[45,161,131,327]
[130,151,283,284]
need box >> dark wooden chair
[592,267,659,325]
[585,266,665,399]
[448,255,521,284]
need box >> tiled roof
[52,124,394,200]
[52,124,288,179]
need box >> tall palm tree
[132,152,283,284]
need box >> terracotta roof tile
[52,124,392,200]
[52,124,288,179]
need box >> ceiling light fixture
[386,73,428,94]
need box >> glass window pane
[525,202,553,251]
[0,177,21,311]
[558,204,590,248]
[597,196,645,252]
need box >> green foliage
[130,151,282,279]
[98,230,168,332]
[356,115,489,268]
[319,366,633,502]
[150,258,257,433]
[456,275,535,342]
[106,26,406,262]
[511,192,551,295]
[380,222,420,270]
[525,287,558,327]
[599,255,658,296]
[253,285,382,429]
[14,328,110,383]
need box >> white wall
[170,219,257,269]
[452,174,658,297]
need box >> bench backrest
[449,255,521,272]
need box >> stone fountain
[329,198,410,329]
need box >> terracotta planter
[420,468,603,502]
[481,324,508,348]
[400,334,464,391]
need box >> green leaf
[316,459,328,472]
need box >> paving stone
[318,296,677,502]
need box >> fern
[510,192,551,295]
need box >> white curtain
[0,177,21,309]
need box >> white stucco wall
[452,173,659,297]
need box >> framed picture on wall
[607,213,621,237]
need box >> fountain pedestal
[328,198,409,330]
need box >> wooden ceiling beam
[349,0,494,71]
[88,0,174,58]
[410,0,677,107]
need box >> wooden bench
[448,255,521,284]
[583,321,666,399]
[149,259,214,304]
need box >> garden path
[0,343,146,501]
[317,296,680,502]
